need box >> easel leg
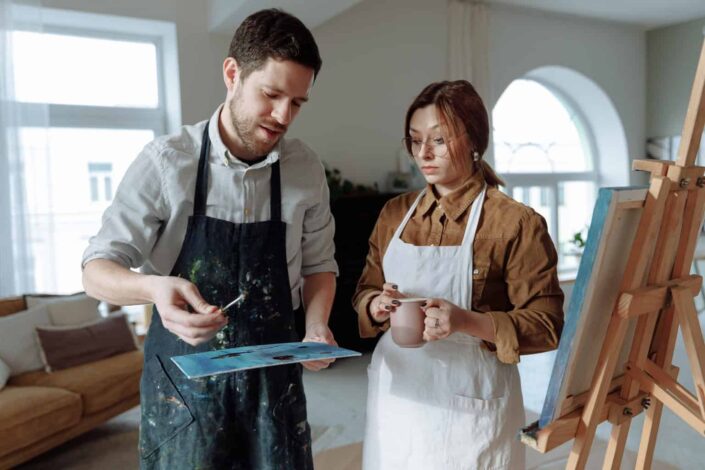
[567,316,630,470]
[636,400,663,469]
[634,288,704,468]
[603,423,630,470]
[672,286,705,416]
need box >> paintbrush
[220,293,246,313]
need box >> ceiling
[485,0,705,29]
[208,0,705,34]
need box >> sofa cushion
[0,304,51,375]
[36,314,138,371]
[25,292,101,326]
[9,350,143,415]
[0,385,82,458]
[0,296,25,317]
[0,358,9,391]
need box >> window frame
[493,78,600,270]
[14,7,181,135]
[10,7,181,293]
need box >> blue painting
[171,342,361,379]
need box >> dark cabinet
[328,193,397,352]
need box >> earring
[472,151,480,162]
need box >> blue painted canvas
[171,342,361,379]
[538,186,647,429]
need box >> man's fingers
[302,359,334,371]
[179,283,218,314]
[162,318,220,345]
[161,305,226,328]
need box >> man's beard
[229,89,286,157]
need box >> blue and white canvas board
[171,342,361,379]
[539,187,647,429]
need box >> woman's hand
[422,298,468,342]
[368,283,405,324]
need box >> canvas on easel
[538,186,646,429]
[521,38,705,470]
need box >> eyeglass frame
[401,133,469,159]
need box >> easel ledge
[521,37,705,470]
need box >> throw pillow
[0,304,52,375]
[0,357,10,390]
[35,314,138,371]
[25,292,101,326]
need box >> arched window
[493,79,598,271]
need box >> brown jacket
[352,172,564,364]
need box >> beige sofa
[0,296,142,469]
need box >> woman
[353,80,564,469]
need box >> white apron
[362,187,525,470]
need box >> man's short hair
[228,9,322,80]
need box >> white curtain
[448,0,491,100]
[0,0,46,296]
[448,0,495,166]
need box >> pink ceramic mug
[390,298,427,348]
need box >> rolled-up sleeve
[484,211,564,364]
[81,142,168,270]
[353,205,392,338]
[300,163,338,277]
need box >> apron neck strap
[194,125,210,217]
[270,159,282,222]
[391,189,426,241]
[193,123,283,221]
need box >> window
[14,9,180,293]
[88,163,114,202]
[493,79,598,272]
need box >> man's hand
[301,322,337,371]
[368,283,405,324]
[149,276,228,346]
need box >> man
[82,9,337,469]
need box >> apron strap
[193,125,211,217]
[270,160,282,222]
[391,189,427,241]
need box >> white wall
[295,1,647,188]
[488,5,647,186]
[43,0,648,189]
[292,0,448,189]
[44,0,232,126]
[647,17,705,138]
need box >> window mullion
[550,183,559,248]
[48,104,163,131]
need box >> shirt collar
[418,171,486,222]
[207,104,282,170]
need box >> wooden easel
[521,39,705,469]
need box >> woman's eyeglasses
[402,134,466,158]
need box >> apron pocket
[139,355,195,459]
[443,394,511,470]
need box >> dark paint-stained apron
[139,126,313,469]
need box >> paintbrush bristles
[220,293,246,313]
